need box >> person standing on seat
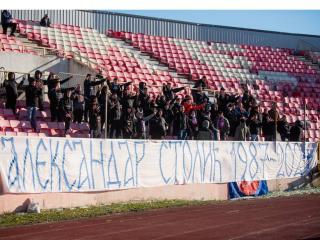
[40,14,51,27]
[29,70,45,111]
[83,74,106,122]
[49,81,75,122]
[72,84,84,124]
[25,78,41,131]
[3,72,24,114]
[89,96,101,138]
[1,10,17,36]
[59,89,73,134]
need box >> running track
[1,194,320,240]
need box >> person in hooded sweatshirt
[234,117,251,141]
[214,110,230,141]
[3,72,24,114]
[196,120,213,141]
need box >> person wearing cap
[1,10,17,36]
[84,73,106,122]
[40,14,51,27]
[3,72,24,114]
[196,120,213,141]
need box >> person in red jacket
[181,95,205,115]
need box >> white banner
[0,136,318,193]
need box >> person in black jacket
[174,105,189,140]
[277,115,290,141]
[25,78,42,131]
[40,14,51,27]
[216,87,230,114]
[84,74,106,122]
[193,76,208,89]
[122,107,135,139]
[49,81,75,122]
[1,10,17,36]
[89,96,101,138]
[72,84,84,124]
[3,72,23,114]
[46,72,73,93]
[192,86,209,105]
[162,82,184,101]
[163,102,174,136]
[248,113,261,141]
[107,77,131,97]
[149,109,168,139]
[109,99,122,138]
[289,120,303,142]
[59,89,73,134]
[28,70,46,111]
[97,85,108,133]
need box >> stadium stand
[0,19,319,141]
[108,30,320,141]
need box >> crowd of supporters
[1,71,305,141]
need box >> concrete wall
[0,52,64,82]
[0,174,318,214]
[0,52,97,89]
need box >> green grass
[0,199,215,228]
[1,186,319,228]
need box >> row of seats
[0,33,37,54]
[2,22,319,141]
[17,20,190,99]
[109,30,320,142]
